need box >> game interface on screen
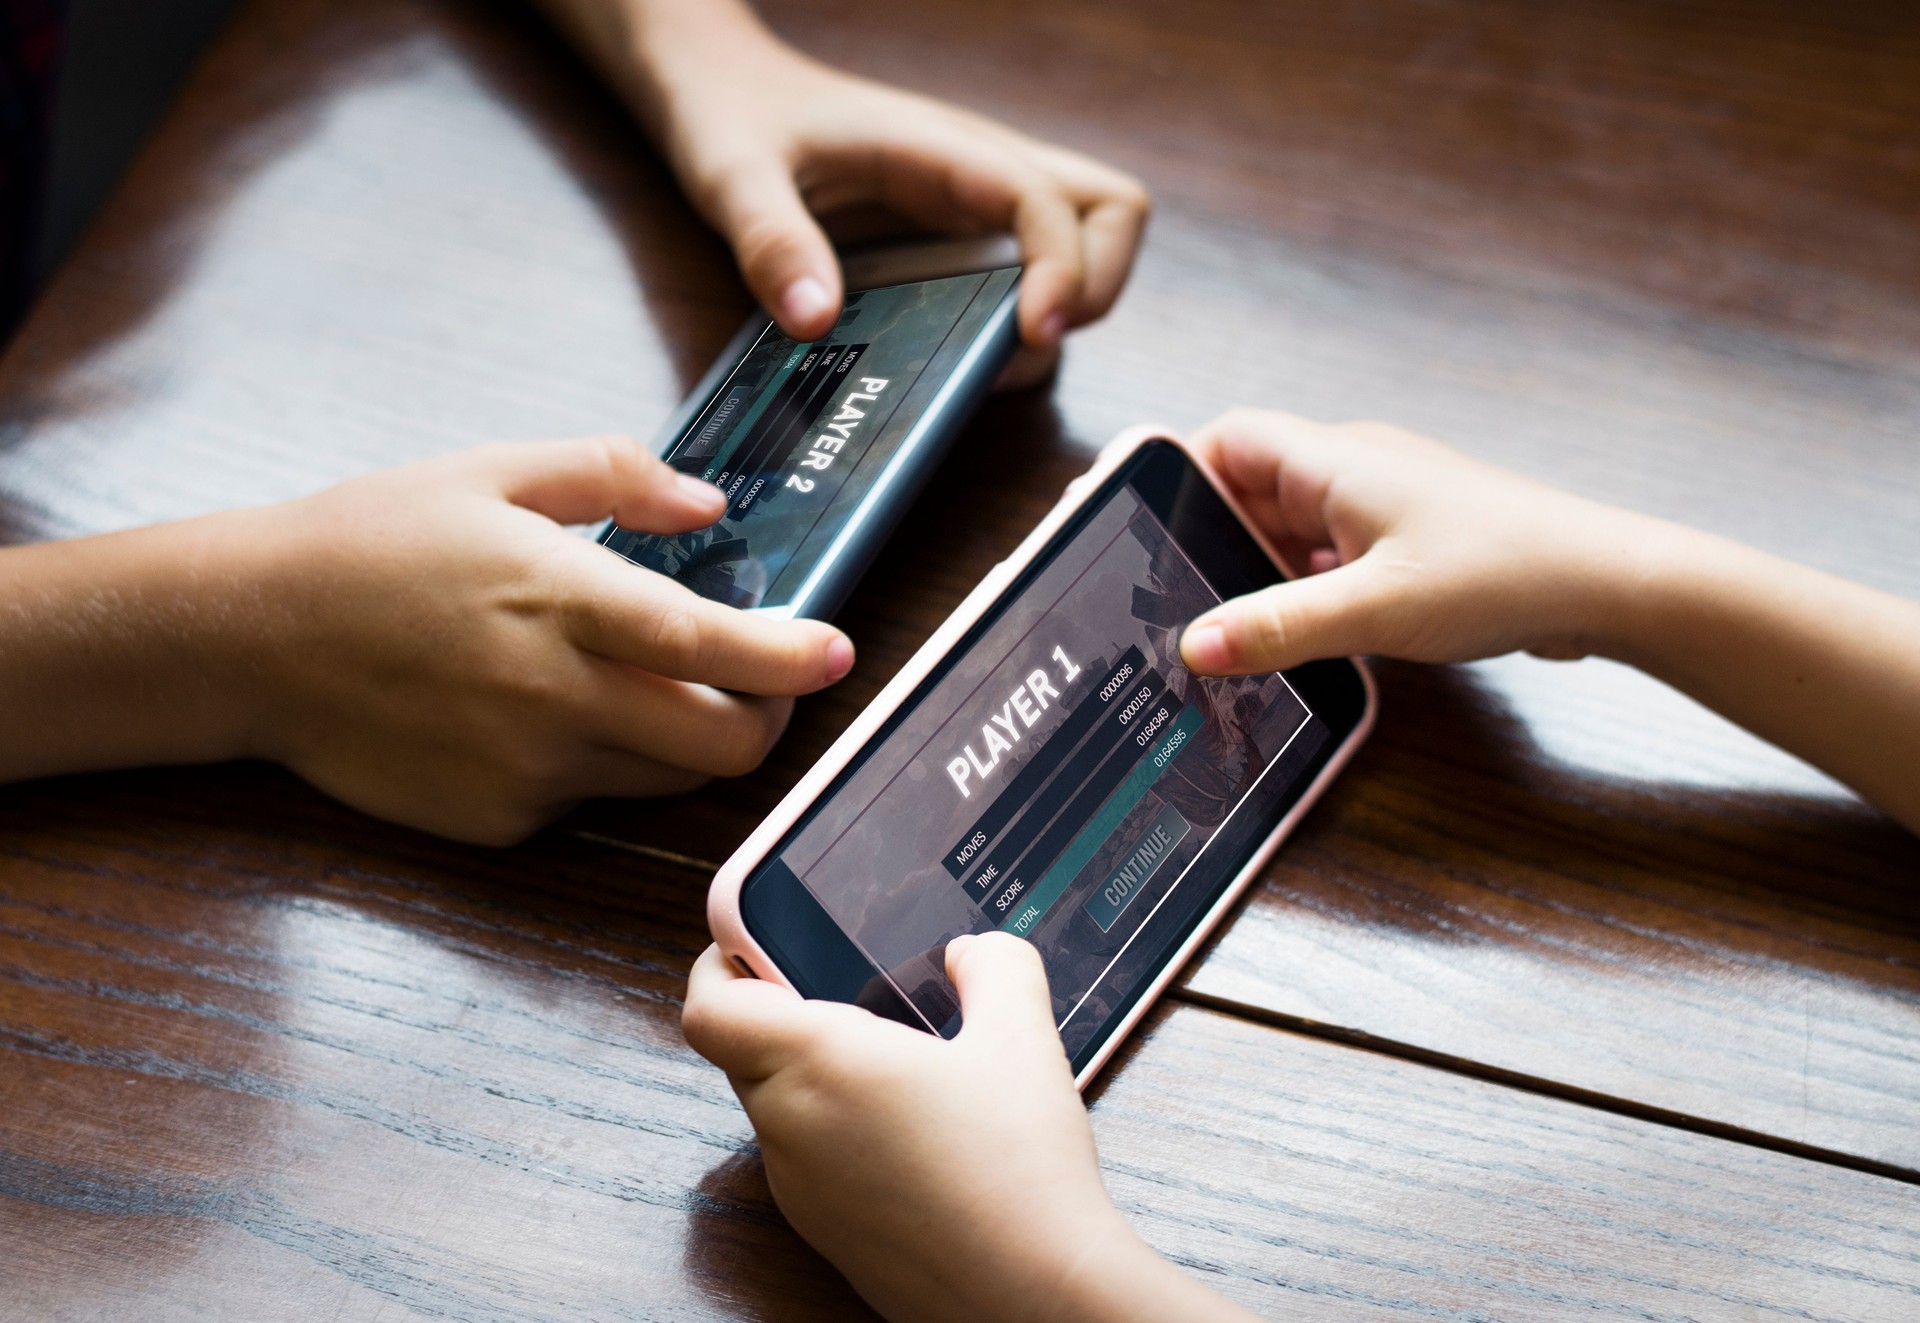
[753,481,1335,1061]
[602,268,1018,609]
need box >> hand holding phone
[247,437,863,843]
[681,932,1259,1323]
[1180,408,1920,835]
[577,0,1150,359]
[1179,409,1639,675]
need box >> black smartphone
[710,432,1377,1083]
[598,236,1022,619]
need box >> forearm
[877,1205,1258,1323]
[0,516,258,782]
[1593,520,1920,832]
[1036,1216,1265,1323]
[530,0,786,140]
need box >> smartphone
[708,429,1378,1085]
[598,236,1023,620]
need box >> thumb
[682,944,814,1083]
[1181,559,1399,675]
[708,156,843,341]
[945,932,1059,1042]
[471,435,726,533]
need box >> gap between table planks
[0,768,1914,1320]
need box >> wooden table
[3,1,1917,1317]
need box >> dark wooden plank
[1094,1003,1920,1322]
[0,767,864,1322]
[1,0,1917,1191]
[1,771,1914,1319]
[1179,656,1920,1176]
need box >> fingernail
[1039,310,1068,349]
[1181,622,1228,672]
[781,276,833,333]
[676,473,725,510]
[824,634,855,683]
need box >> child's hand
[648,28,1149,384]
[221,437,852,843]
[682,933,1253,1323]
[1179,409,1654,677]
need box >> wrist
[0,513,264,782]
[1028,1206,1248,1323]
[178,505,294,766]
[1563,510,1726,671]
[119,507,282,769]
[1518,497,1699,665]
[576,0,795,142]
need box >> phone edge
[781,278,1020,620]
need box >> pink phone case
[707,426,1378,1088]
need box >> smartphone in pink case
[708,427,1377,1087]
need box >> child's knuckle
[705,711,775,779]
[653,604,710,674]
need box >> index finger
[565,549,854,696]
[899,125,1085,353]
[1028,142,1150,325]
[1191,409,1345,548]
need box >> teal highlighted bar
[1001,705,1205,937]
[700,341,809,481]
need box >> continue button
[1083,803,1191,933]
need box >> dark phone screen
[740,442,1370,1071]
[600,267,1019,610]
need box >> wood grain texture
[1093,1003,1920,1323]
[1179,655,1920,1175]
[1,769,1914,1320]
[592,0,1920,1171]
[0,0,1917,1312]
[0,768,865,1321]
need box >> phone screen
[740,442,1369,1070]
[601,267,1020,611]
